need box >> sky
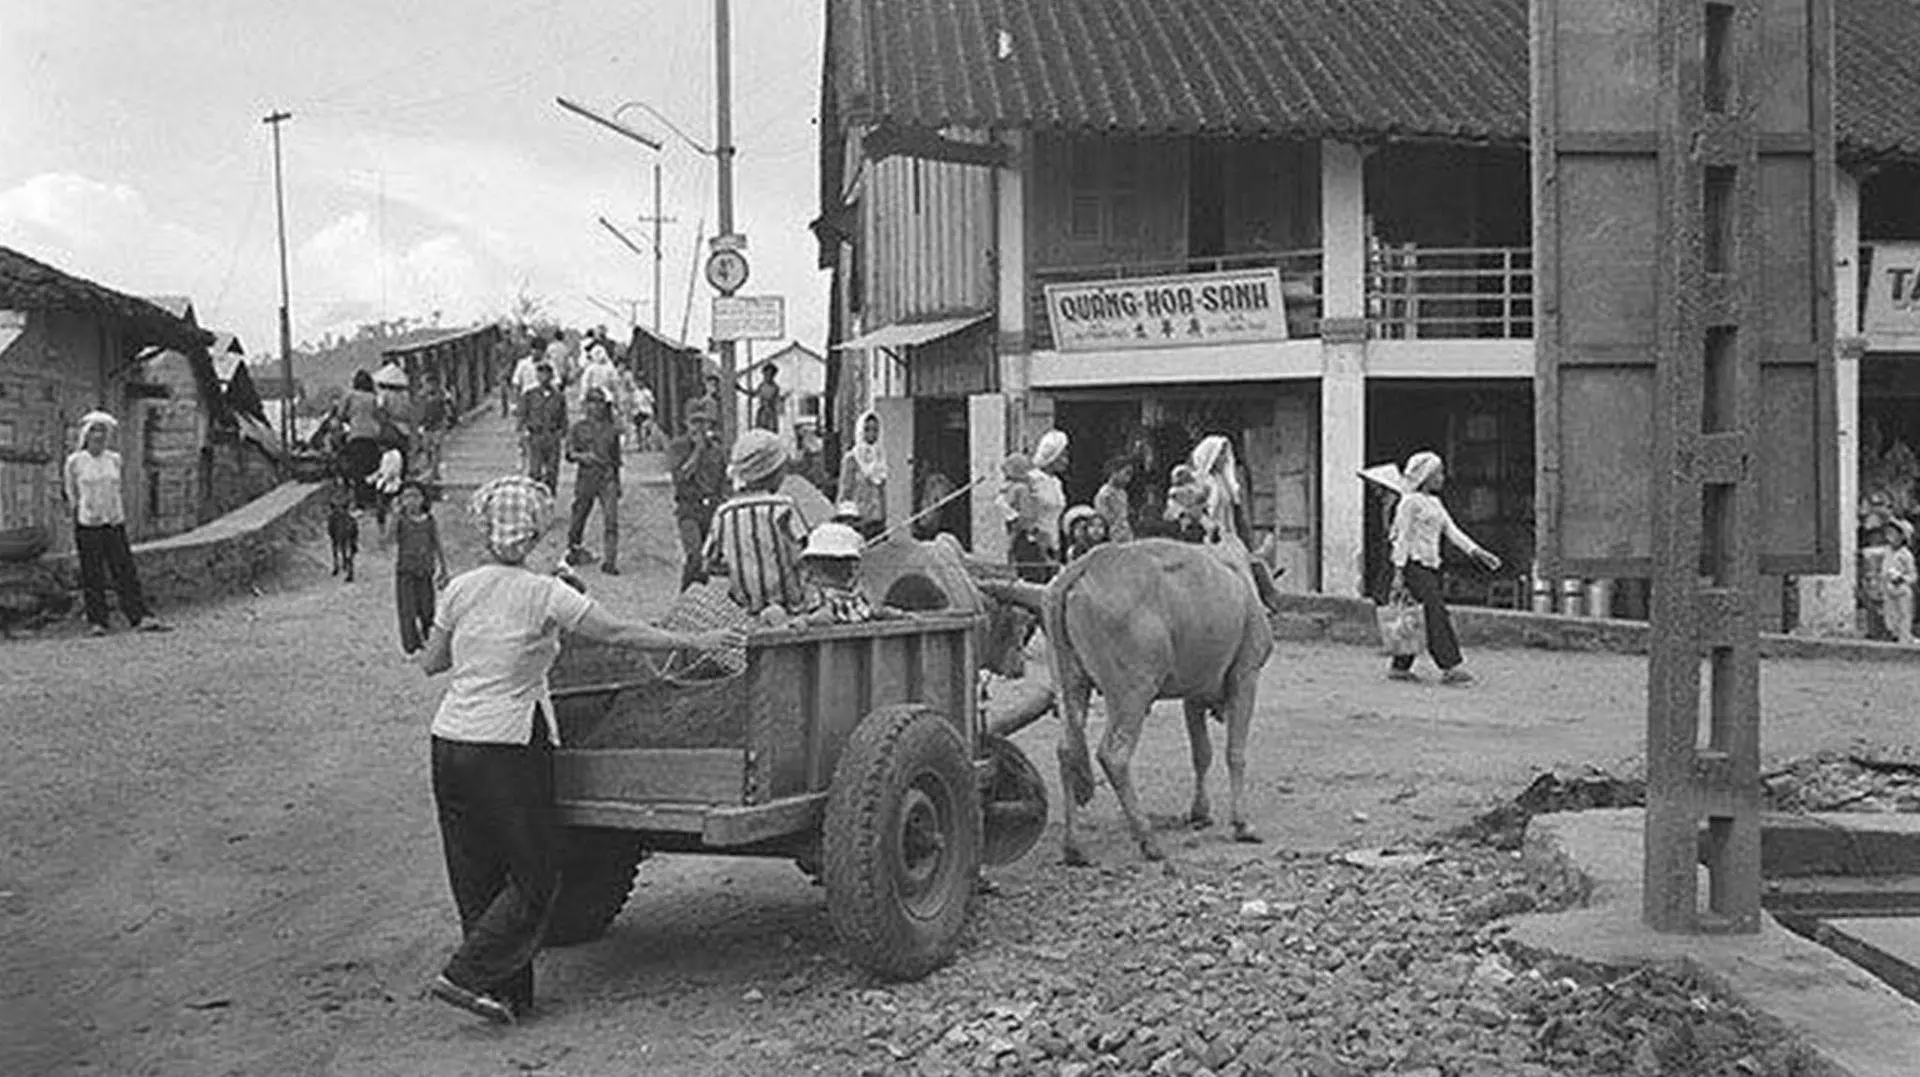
[0,0,828,357]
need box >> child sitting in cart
[793,521,903,627]
[705,429,810,619]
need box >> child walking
[1882,519,1915,645]
[391,483,449,654]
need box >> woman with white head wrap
[1188,433,1283,614]
[1028,429,1070,559]
[416,475,742,1025]
[836,410,889,538]
[64,410,168,635]
[1386,449,1503,685]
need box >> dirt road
[4,500,1917,1076]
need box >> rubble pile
[745,845,1809,1077]
[1762,743,1920,814]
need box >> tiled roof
[826,0,1920,162]
[0,246,211,351]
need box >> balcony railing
[1024,245,1535,349]
[1027,249,1324,352]
[1368,244,1534,340]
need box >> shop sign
[1865,243,1920,347]
[1042,267,1288,353]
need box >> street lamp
[602,100,722,344]
[554,0,736,430]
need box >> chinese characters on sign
[1865,243,1920,349]
[1042,268,1289,353]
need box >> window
[1064,139,1146,246]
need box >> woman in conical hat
[1386,450,1503,685]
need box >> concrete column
[970,393,1008,562]
[1796,167,1862,636]
[994,131,1028,356]
[1319,141,1370,596]
[980,130,1029,508]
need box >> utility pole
[635,161,676,334]
[263,109,294,447]
[713,0,738,438]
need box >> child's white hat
[803,522,864,560]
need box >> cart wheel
[980,732,1049,868]
[547,827,651,947]
[823,704,982,981]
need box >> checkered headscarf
[469,475,553,560]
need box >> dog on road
[327,491,360,582]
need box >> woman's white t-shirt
[64,449,126,526]
[430,564,594,745]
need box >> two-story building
[814,0,1920,632]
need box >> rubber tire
[823,704,982,982]
[546,827,650,947]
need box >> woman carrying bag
[1386,450,1501,685]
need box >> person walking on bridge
[562,388,623,575]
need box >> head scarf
[1033,430,1069,470]
[852,410,888,484]
[468,475,553,562]
[76,410,119,446]
[730,428,789,487]
[1189,435,1243,504]
[1403,451,1443,493]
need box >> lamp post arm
[611,99,718,158]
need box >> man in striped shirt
[705,429,809,615]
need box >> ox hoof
[1139,841,1167,863]
[1232,821,1264,844]
[1187,811,1215,831]
[1062,846,1095,869]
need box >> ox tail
[1044,557,1098,808]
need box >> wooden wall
[0,311,142,553]
[859,143,996,329]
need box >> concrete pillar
[994,131,1028,358]
[979,129,1030,537]
[970,393,1008,562]
[1796,167,1862,636]
[1319,141,1370,596]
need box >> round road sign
[705,249,750,295]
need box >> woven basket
[655,579,751,681]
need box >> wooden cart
[545,611,1048,982]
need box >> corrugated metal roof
[827,0,1920,161]
[0,245,211,351]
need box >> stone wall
[44,481,330,614]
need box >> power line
[210,139,271,315]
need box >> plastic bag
[1375,595,1425,657]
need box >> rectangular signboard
[1864,242,1920,349]
[1042,268,1287,353]
[711,295,784,341]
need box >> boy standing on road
[1881,520,1915,644]
[390,483,448,654]
[563,388,623,575]
[668,398,728,590]
[518,362,567,494]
